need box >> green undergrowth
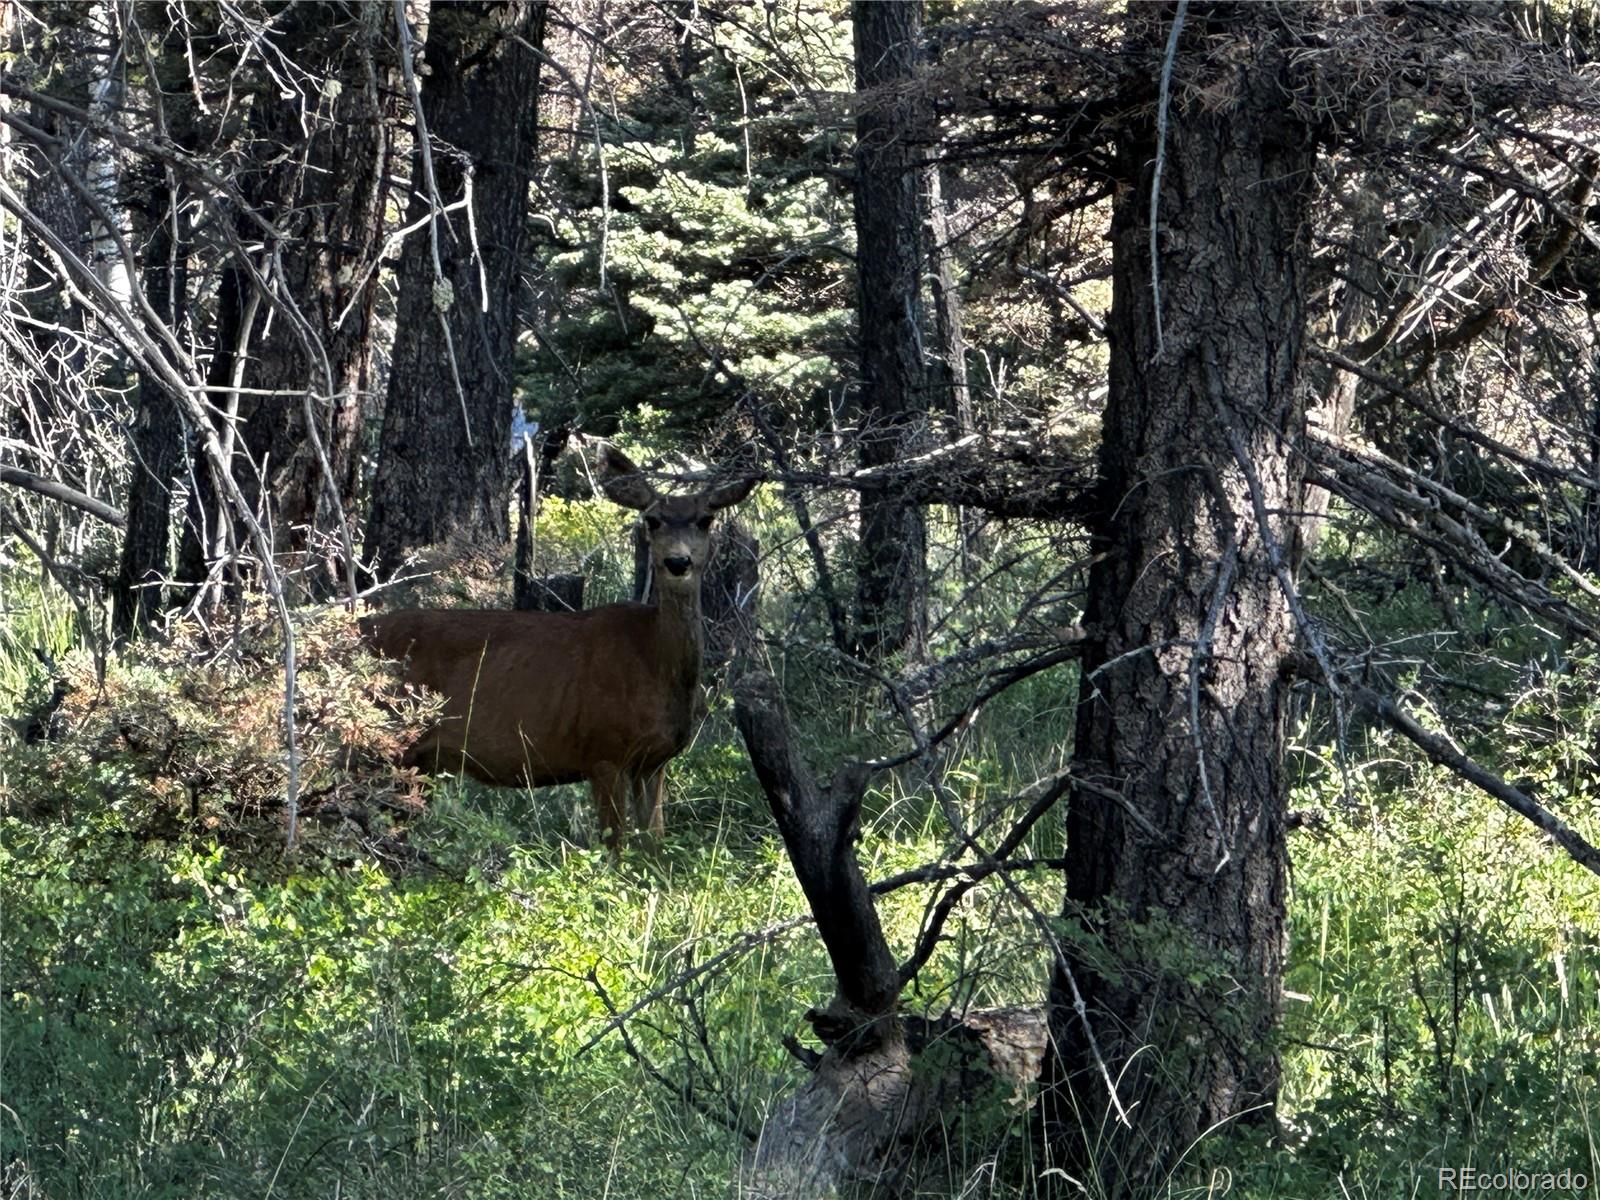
[1265,756,1600,1198]
[0,768,1053,1198]
[12,714,1600,1200]
[6,560,1600,1198]
[0,580,1057,1196]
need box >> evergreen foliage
[525,7,856,435]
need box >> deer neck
[653,583,704,695]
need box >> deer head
[598,444,756,595]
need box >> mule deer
[363,445,756,849]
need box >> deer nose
[663,555,693,577]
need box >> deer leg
[588,761,628,852]
[630,766,667,843]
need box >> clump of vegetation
[3,606,436,859]
[1271,741,1600,1193]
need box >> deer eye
[645,515,662,531]
[696,516,713,531]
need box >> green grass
[1269,764,1600,1197]
[0,556,78,723]
[6,548,1600,1198]
[11,712,1597,1198]
[1,770,1038,1198]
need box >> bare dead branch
[1354,682,1600,877]
[0,175,305,849]
[730,661,901,1049]
[0,466,125,528]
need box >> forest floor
[3,566,1599,1200]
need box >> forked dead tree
[362,445,755,848]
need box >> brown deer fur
[363,445,754,848]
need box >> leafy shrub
[2,606,436,856]
[1269,718,1600,1194]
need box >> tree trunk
[699,520,759,671]
[744,1007,1048,1199]
[176,2,397,591]
[852,0,927,660]
[235,1,398,548]
[1041,7,1315,1191]
[175,266,244,591]
[513,425,576,610]
[364,0,547,570]
[924,163,970,437]
[112,183,187,638]
[924,160,984,568]
[9,5,100,506]
[16,77,93,364]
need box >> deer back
[363,605,696,786]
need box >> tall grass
[6,535,1600,1197]
[0,556,78,720]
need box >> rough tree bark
[852,0,928,659]
[6,3,105,565]
[923,163,970,438]
[1041,7,1316,1192]
[112,181,187,637]
[364,0,547,570]
[234,1,398,545]
[177,2,397,590]
[14,19,94,363]
[924,160,983,568]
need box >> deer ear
[705,474,756,511]
[706,444,758,510]
[597,444,658,511]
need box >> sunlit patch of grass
[0,560,78,725]
[13,511,1600,1198]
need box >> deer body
[363,446,752,848]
